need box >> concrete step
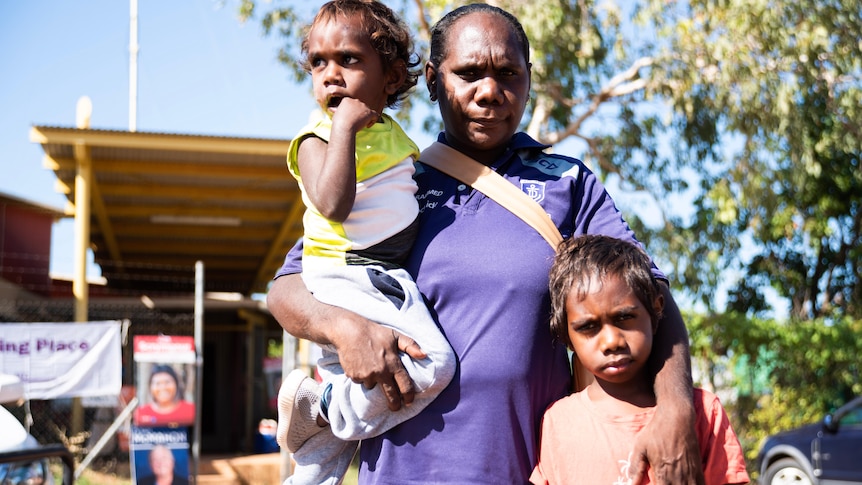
[199,453,287,485]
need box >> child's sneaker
[277,369,326,452]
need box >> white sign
[0,321,122,399]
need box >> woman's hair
[428,3,530,68]
[149,364,182,403]
[548,235,663,349]
[301,0,420,108]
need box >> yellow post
[71,96,93,435]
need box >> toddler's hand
[331,97,379,133]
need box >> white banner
[0,321,122,399]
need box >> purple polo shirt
[275,132,665,484]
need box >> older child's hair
[301,0,420,108]
[548,235,664,349]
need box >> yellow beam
[97,183,288,202]
[99,257,263,271]
[90,181,124,271]
[99,223,279,240]
[30,126,291,156]
[253,195,306,294]
[120,240,273,255]
[103,205,298,222]
[47,156,293,181]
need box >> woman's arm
[267,273,424,410]
[630,282,705,484]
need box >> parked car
[756,395,862,485]
[0,374,73,485]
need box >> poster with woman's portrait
[133,336,196,427]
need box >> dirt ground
[73,458,131,485]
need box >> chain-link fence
[1,256,198,480]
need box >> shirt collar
[434,132,550,169]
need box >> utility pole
[129,0,139,132]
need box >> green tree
[687,312,862,462]
[237,0,862,319]
[642,0,862,320]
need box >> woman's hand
[629,399,705,484]
[332,316,426,410]
[628,282,705,484]
[267,273,425,410]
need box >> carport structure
[29,125,299,298]
[28,120,301,452]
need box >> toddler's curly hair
[301,0,420,108]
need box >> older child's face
[306,16,393,116]
[565,274,656,385]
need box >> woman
[268,4,703,483]
[134,364,195,427]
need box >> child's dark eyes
[572,321,599,334]
[309,55,360,69]
[615,313,635,323]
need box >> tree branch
[542,56,653,145]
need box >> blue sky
[1,0,436,277]
[1,1,783,317]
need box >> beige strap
[419,142,563,248]
[419,141,592,392]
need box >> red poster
[133,336,196,428]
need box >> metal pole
[75,397,139,480]
[192,261,204,484]
[129,0,138,132]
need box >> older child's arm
[296,97,379,222]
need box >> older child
[276,1,455,484]
[532,235,750,485]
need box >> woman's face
[427,12,530,164]
[150,371,178,405]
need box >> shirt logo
[521,180,546,203]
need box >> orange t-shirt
[530,388,750,485]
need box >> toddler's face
[306,16,391,117]
[565,274,656,385]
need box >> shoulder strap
[419,142,563,249]
[419,141,592,392]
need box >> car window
[0,460,49,485]
[840,403,862,426]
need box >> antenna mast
[129,0,139,132]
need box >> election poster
[130,427,190,485]
[0,321,122,399]
[133,335,196,428]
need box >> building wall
[0,202,53,296]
